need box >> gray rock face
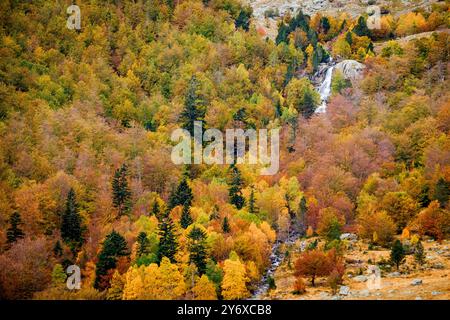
[339,286,350,296]
[340,233,358,241]
[353,275,368,282]
[411,279,423,286]
[334,60,366,80]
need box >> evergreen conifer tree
[94,230,129,290]
[228,165,245,209]
[157,213,178,263]
[180,201,193,229]
[188,226,208,274]
[112,164,132,216]
[61,189,84,251]
[6,211,25,245]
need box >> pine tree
[276,23,289,45]
[320,16,330,34]
[180,201,193,229]
[345,31,353,45]
[353,16,371,37]
[136,232,150,257]
[235,7,252,31]
[112,164,132,217]
[248,186,258,214]
[180,75,205,135]
[151,200,160,217]
[168,176,193,210]
[53,240,63,257]
[94,230,129,290]
[222,217,231,233]
[188,226,208,274]
[414,241,426,265]
[6,211,24,245]
[435,177,450,207]
[298,196,308,232]
[228,165,245,209]
[390,239,405,270]
[61,189,83,250]
[157,214,178,263]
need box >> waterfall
[315,65,334,114]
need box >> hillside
[0,0,448,301]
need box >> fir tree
[151,200,160,217]
[319,16,330,34]
[390,239,406,270]
[414,241,426,265]
[188,226,208,274]
[345,31,353,46]
[180,201,193,229]
[157,214,178,263]
[112,164,132,217]
[94,230,129,290]
[435,177,450,207]
[53,240,63,257]
[222,217,231,233]
[6,211,24,245]
[353,16,371,37]
[61,188,84,251]
[168,176,193,210]
[276,23,289,45]
[235,7,252,31]
[136,232,150,257]
[180,75,205,135]
[248,186,258,214]
[228,164,245,209]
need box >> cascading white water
[315,65,334,114]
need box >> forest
[0,0,448,300]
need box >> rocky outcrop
[334,60,365,80]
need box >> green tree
[168,177,193,210]
[180,201,193,229]
[188,226,208,274]
[414,241,426,265]
[157,213,178,263]
[228,165,245,209]
[435,177,450,207]
[222,217,231,233]
[248,186,258,214]
[390,240,406,270]
[151,200,160,217]
[6,212,24,245]
[136,232,151,257]
[94,231,129,290]
[353,16,371,37]
[112,164,132,217]
[61,189,84,251]
[235,7,252,31]
[180,75,206,135]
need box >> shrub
[293,277,306,294]
[358,211,396,246]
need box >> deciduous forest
[0,0,448,300]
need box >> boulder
[411,279,423,286]
[334,60,365,80]
[339,286,350,296]
[340,233,358,241]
